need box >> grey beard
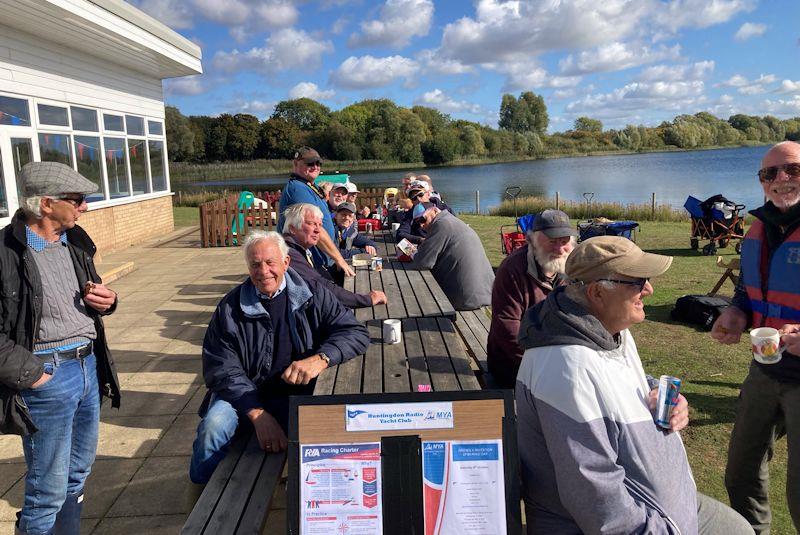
[533,246,567,276]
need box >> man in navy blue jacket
[188,231,369,484]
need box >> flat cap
[19,162,98,197]
[566,236,672,282]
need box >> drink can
[656,375,681,428]
[370,256,383,271]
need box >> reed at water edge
[489,195,690,222]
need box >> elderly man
[334,202,378,259]
[326,183,349,214]
[0,162,119,535]
[395,180,451,244]
[189,231,369,484]
[277,147,354,277]
[345,181,360,204]
[517,236,752,534]
[487,209,576,388]
[282,203,386,308]
[712,141,800,534]
[411,203,494,311]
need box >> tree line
[165,92,800,166]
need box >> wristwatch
[318,353,331,366]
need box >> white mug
[392,223,400,232]
[383,319,402,344]
[750,327,784,364]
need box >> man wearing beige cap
[516,236,751,534]
[0,162,119,535]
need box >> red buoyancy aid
[741,219,800,328]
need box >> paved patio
[0,227,286,534]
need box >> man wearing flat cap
[0,162,119,535]
[488,209,576,388]
[278,147,355,279]
[516,236,752,534]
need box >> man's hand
[710,306,748,344]
[246,408,287,452]
[369,290,387,305]
[31,371,52,389]
[365,245,377,256]
[83,283,116,312]
[648,388,689,432]
[779,324,800,355]
[337,259,356,278]
[281,355,329,385]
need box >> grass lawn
[460,215,792,534]
[173,206,199,227]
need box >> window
[126,115,144,136]
[38,133,72,165]
[0,151,7,218]
[148,120,163,136]
[74,136,104,202]
[11,138,33,204]
[71,107,98,132]
[128,139,149,195]
[148,141,167,191]
[38,104,69,127]
[104,137,129,198]
[103,114,124,132]
[0,96,30,126]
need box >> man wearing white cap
[344,181,360,204]
[516,236,751,534]
[0,162,119,535]
[395,179,451,244]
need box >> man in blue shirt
[277,147,354,277]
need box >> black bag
[670,295,730,330]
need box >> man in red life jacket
[711,141,800,534]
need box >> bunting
[0,109,29,126]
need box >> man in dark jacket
[1,162,119,535]
[334,201,378,259]
[282,203,386,309]
[395,179,451,244]
[189,231,369,484]
[487,209,576,388]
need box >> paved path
[0,228,286,534]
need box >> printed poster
[300,443,382,535]
[422,440,507,535]
[345,402,454,432]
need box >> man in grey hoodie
[516,236,752,534]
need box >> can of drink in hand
[656,375,682,428]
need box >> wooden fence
[198,187,393,247]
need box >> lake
[191,145,771,214]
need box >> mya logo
[347,409,368,419]
[787,248,800,265]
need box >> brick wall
[79,195,174,254]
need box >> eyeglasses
[597,278,649,292]
[758,163,800,183]
[305,161,321,168]
[54,195,86,207]
[410,191,425,200]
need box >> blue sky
[135,0,800,131]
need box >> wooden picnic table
[345,230,456,322]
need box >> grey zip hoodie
[516,286,697,534]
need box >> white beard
[532,246,567,276]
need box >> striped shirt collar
[26,226,67,252]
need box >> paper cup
[750,327,783,364]
[383,319,402,344]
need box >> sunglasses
[758,163,800,183]
[410,191,425,200]
[598,278,649,292]
[304,160,321,168]
[55,195,86,207]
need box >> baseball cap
[293,146,322,165]
[19,162,99,197]
[565,236,673,283]
[332,183,349,192]
[531,209,578,238]
[335,202,357,214]
[412,202,434,220]
[406,180,430,195]
[345,182,360,194]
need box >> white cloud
[763,96,800,117]
[637,61,714,82]
[331,17,349,35]
[134,0,194,29]
[417,49,477,75]
[413,89,484,115]
[225,98,276,118]
[499,64,581,92]
[165,75,206,96]
[654,0,756,32]
[348,0,434,49]
[559,43,681,75]
[330,55,419,89]
[565,80,706,119]
[288,82,336,100]
[734,22,767,41]
[718,73,777,94]
[212,29,334,75]
[777,80,800,94]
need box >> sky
[134,0,800,132]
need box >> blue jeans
[189,396,240,484]
[17,354,99,535]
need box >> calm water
[193,146,770,214]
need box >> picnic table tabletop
[344,230,456,322]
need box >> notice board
[287,390,521,535]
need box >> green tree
[457,123,486,156]
[271,98,331,131]
[412,106,450,137]
[259,117,302,159]
[573,117,603,133]
[164,106,194,161]
[227,114,260,160]
[499,92,548,134]
[422,129,459,164]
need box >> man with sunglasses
[517,236,752,534]
[278,147,355,278]
[394,179,451,245]
[0,162,119,535]
[712,141,800,534]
